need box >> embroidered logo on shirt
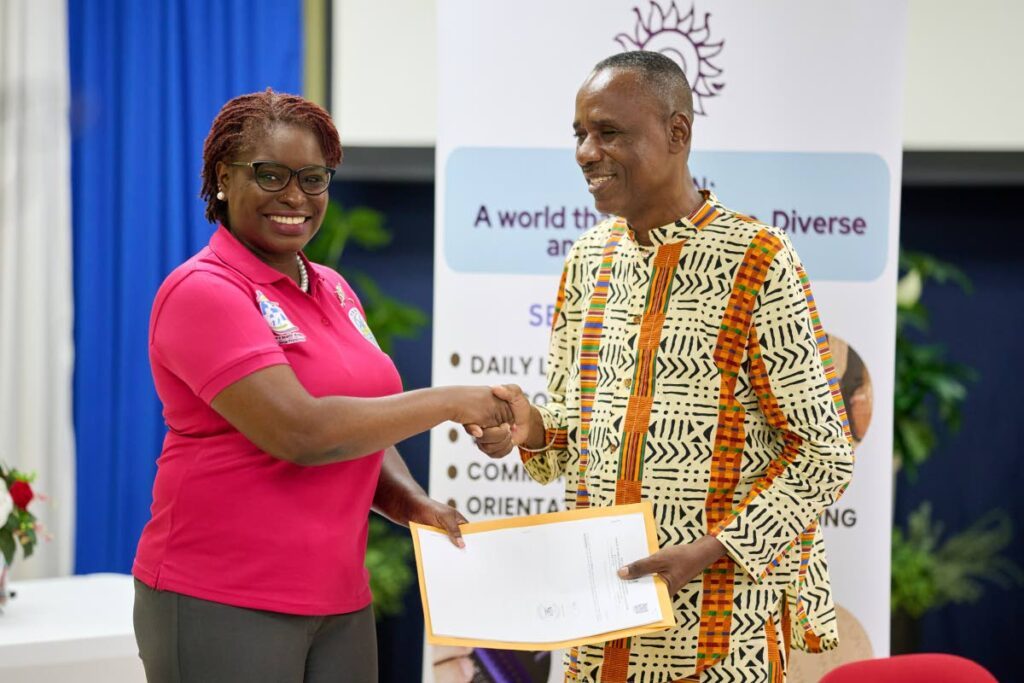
[336,284,381,349]
[348,308,381,349]
[256,290,306,345]
[335,284,351,307]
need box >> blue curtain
[68,0,303,573]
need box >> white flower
[0,485,11,524]
[896,269,923,308]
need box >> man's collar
[209,225,298,285]
[639,190,719,247]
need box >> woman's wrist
[397,491,430,526]
[373,448,429,526]
[377,489,428,527]
[439,386,470,425]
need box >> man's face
[573,69,682,227]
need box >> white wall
[331,0,436,147]
[903,0,1024,150]
[331,0,1024,150]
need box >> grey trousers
[134,579,377,683]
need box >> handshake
[446,384,540,458]
[391,383,544,553]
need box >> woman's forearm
[292,388,461,465]
[211,366,513,466]
[372,447,427,525]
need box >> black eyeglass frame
[229,160,336,196]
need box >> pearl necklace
[296,255,309,293]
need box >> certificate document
[411,502,675,650]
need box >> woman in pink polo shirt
[132,91,509,683]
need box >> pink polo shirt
[133,226,403,615]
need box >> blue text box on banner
[444,147,889,282]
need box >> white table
[0,573,145,682]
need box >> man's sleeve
[518,263,573,485]
[151,272,289,404]
[712,236,854,582]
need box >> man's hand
[465,384,537,457]
[617,536,728,595]
[403,494,469,548]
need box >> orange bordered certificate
[411,502,675,651]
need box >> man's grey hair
[592,51,693,120]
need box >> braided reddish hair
[201,89,342,224]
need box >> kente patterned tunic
[520,192,854,683]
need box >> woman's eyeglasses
[230,161,335,196]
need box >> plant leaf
[364,516,414,619]
[892,504,1023,616]
[0,532,15,566]
[346,207,390,250]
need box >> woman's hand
[373,448,467,547]
[403,494,469,548]
[466,384,541,456]
[447,386,515,431]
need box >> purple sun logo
[615,1,725,116]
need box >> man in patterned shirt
[470,51,854,682]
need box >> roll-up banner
[428,2,906,680]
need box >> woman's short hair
[201,89,342,224]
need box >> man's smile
[585,173,616,193]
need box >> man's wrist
[696,534,728,565]
[522,406,547,449]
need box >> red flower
[9,481,33,509]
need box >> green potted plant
[891,502,1020,651]
[890,251,1022,651]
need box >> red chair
[820,654,998,683]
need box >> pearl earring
[216,190,226,201]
